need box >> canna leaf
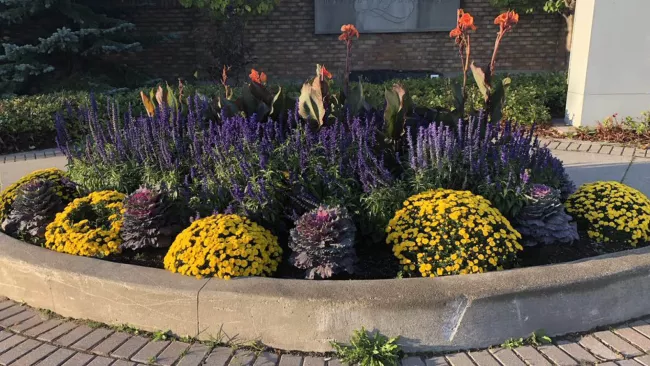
[140,91,155,117]
[489,77,511,123]
[249,81,273,106]
[383,84,411,141]
[298,77,327,127]
[166,83,178,112]
[270,86,289,121]
[470,62,489,101]
[155,85,167,107]
[451,80,464,116]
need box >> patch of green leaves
[501,330,553,349]
[115,324,142,335]
[152,330,172,342]
[331,327,402,366]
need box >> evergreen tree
[0,0,142,95]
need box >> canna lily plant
[140,81,183,117]
[339,24,359,99]
[450,9,519,123]
[337,24,373,118]
[209,66,289,122]
[298,64,333,128]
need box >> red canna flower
[249,69,261,84]
[494,11,519,32]
[320,65,332,80]
[449,27,462,39]
[339,24,360,41]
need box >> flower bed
[2,10,648,281]
[3,99,649,280]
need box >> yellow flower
[566,181,650,247]
[164,214,282,279]
[387,189,522,278]
[44,190,125,258]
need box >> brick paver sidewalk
[2,298,650,366]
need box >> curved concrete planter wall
[1,231,650,352]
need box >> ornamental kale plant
[121,187,187,250]
[1,179,73,244]
[513,184,578,246]
[405,114,574,218]
[289,205,357,279]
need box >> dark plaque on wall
[314,0,460,34]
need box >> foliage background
[0,72,567,154]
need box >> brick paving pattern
[539,138,649,158]
[3,299,650,366]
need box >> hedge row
[0,72,567,154]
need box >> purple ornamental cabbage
[1,179,71,244]
[289,205,357,279]
[120,187,185,250]
[514,184,579,246]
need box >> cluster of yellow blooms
[44,190,126,257]
[164,214,283,279]
[0,168,73,221]
[566,181,650,246]
[386,189,523,277]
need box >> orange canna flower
[449,27,462,38]
[260,72,267,84]
[339,24,360,41]
[320,65,332,80]
[494,11,519,31]
[249,69,261,84]
[458,12,476,31]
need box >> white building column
[565,0,650,127]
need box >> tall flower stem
[345,40,352,98]
[339,24,359,98]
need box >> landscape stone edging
[1,231,650,353]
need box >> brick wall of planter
[110,0,567,82]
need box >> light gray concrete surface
[0,155,66,190]
[3,230,650,353]
[0,232,208,342]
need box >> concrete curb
[0,149,61,164]
[1,232,650,353]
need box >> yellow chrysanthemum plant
[164,214,283,279]
[386,189,523,277]
[44,190,126,257]
[566,181,650,246]
[0,168,77,221]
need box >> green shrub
[503,85,552,124]
[0,90,143,154]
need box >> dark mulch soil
[517,230,645,268]
[106,247,167,269]
[535,125,650,149]
[10,230,647,280]
[274,242,400,280]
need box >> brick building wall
[245,0,568,81]
[111,0,567,83]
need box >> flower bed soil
[104,230,646,280]
[536,126,650,149]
